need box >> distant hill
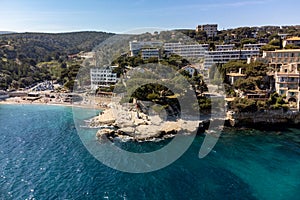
[0,31,15,35]
[0,31,115,62]
[0,31,115,89]
[1,26,300,90]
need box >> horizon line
[1,23,300,34]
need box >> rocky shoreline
[88,106,300,143]
[226,110,300,127]
[88,105,202,142]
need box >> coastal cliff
[227,110,300,127]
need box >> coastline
[0,97,108,110]
[226,110,300,127]
[0,97,110,110]
[3,97,300,139]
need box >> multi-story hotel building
[243,43,266,50]
[129,41,163,56]
[90,66,117,89]
[274,63,300,110]
[204,49,260,69]
[263,49,300,69]
[141,48,160,59]
[215,44,235,51]
[196,24,218,37]
[164,42,209,58]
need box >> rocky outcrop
[90,105,200,142]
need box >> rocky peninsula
[87,103,300,143]
[88,104,201,142]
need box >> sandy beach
[0,95,112,110]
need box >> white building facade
[204,49,260,69]
[243,43,266,50]
[90,66,117,89]
[129,41,163,56]
[141,48,160,59]
[215,44,235,51]
[164,42,209,58]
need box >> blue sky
[1,0,300,33]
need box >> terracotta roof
[287,90,299,92]
[273,49,300,52]
[286,37,300,41]
[226,73,246,77]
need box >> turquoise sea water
[0,104,299,200]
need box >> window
[280,90,283,95]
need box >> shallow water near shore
[0,104,300,199]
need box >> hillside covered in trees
[1,25,300,90]
[0,31,114,89]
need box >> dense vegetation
[208,59,290,112]
[230,92,288,113]
[0,31,114,90]
[111,53,210,114]
[1,25,300,114]
[179,25,300,49]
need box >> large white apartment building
[164,42,209,58]
[141,48,160,59]
[90,66,117,89]
[243,43,266,50]
[196,24,218,37]
[129,41,163,56]
[204,49,260,69]
[215,44,235,51]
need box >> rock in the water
[179,120,199,132]
[119,127,135,135]
[135,125,160,139]
[96,128,115,141]
[160,121,181,133]
[89,109,116,127]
